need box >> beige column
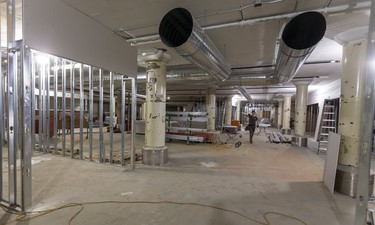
[335,38,368,196]
[292,80,312,147]
[282,94,292,134]
[224,97,232,125]
[206,86,216,131]
[139,50,170,166]
[277,99,283,129]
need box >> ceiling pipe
[159,7,232,82]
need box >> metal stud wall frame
[30,51,137,168]
[0,47,137,211]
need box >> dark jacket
[248,115,258,126]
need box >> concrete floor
[0,129,358,225]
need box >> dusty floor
[0,129,359,225]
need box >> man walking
[247,110,258,144]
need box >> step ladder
[317,98,340,154]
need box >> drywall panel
[323,132,341,193]
[23,0,137,75]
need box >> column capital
[292,79,313,87]
[138,49,171,66]
[283,94,293,98]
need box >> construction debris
[268,132,291,144]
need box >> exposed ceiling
[48,0,372,103]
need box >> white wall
[308,79,341,139]
[23,0,137,75]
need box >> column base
[334,164,374,197]
[281,129,291,135]
[142,146,168,166]
[291,136,308,147]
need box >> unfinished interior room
[0,0,375,224]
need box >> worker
[246,110,258,144]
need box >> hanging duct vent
[159,7,231,82]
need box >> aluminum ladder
[317,98,339,154]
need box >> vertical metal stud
[6,0,17,205]
[42,61,47,153]
[121,79,126,166]
[0,44,3,201]
[21,45,32,210]
[109,72,114,164]
[7,45,18,206]
[99,69,104,163]
[130,77,137,170]
[46,57,51,151]
[31,52,36,165]
[38,61,43,152]
[355,1,375,224]
[89,66,93,161]
[79,64,84,160]
[70,62,75,158]
[53,58,58,152]
[62,60,66,156]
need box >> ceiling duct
[159,7,231,82]
[236,86,254,103]
[272,11,326,84]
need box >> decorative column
[224,97,232,125]
[140,50,170,166]
[282,94,292,134]
[277,99,283,129]
[292,80,312,147]
[206,86,216,131]
[335,38,368,196]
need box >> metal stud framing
[355,1,375,224]
[109,72,114,164]
[79,64,84,160]
[1,46,137,211]
[99,69,105,163]
[70,63,75,158]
